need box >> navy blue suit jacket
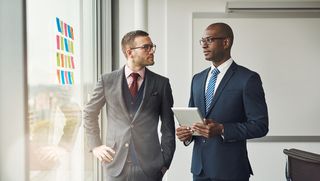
[189,62,268,180]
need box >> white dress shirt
[205,58,233,95]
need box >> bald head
[206,22,234,49]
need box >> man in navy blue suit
[176,22,269,181]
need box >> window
[27,0,99,180]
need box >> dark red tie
[129,73,139,98]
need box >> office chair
[284,148,320,181]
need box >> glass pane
[26,0,86,180]
[28,87,82,181]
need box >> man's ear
[223,38,231,49]
[126,48,133,58]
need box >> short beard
[207,52,225,63]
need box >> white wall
[117,0,320,180]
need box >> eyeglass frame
[130,44,156,52]
[199,36,226,45]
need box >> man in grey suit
[84,30,176,181]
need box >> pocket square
[152,92,159,96]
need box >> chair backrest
[284,148,320,181]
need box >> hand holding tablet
[172,107,203,136]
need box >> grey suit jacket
[83,67,176,178]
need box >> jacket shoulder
[99,69,123,86]
[234,64,260,78]
[101,69,122,78]
[193,67,210,79]
[146,68,169,82]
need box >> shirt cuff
[183,137,193,146]
[221,126,225,140]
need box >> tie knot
[211,68,220,76]
[131,73,140,81]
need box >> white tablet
[171,107,203,136]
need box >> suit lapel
[116,67,131,120]
[199,68,210,117]
[206,62,237,116]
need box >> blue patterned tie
[205,68,220,113]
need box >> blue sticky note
[68,71,72,84]
[61,70,65,84]
[56,17,62,33]
[64,38,69,52]
[67,25,71,38]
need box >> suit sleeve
[160,79,176,168]
[83,77,106,151]
[223,73,269,141]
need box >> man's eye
[143,45,152,49]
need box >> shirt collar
[125,65,145,79]
[210,58,233,74]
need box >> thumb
[204,119,214,125]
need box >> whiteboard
[192,13,320,136]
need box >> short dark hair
[207,22,234,48]
[121,30,149,58]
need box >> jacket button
[125,143,129,147]
[203,140,206,143]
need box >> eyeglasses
[199,36,226,45]
[131,44,156,52]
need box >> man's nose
[202,43,208,48]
